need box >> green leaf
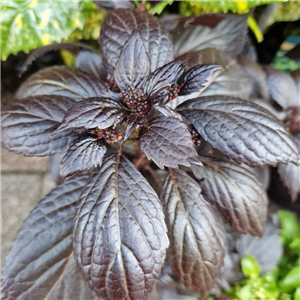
[248,16,263,43]
[267,2,300,27]
[242,255,261,278]
[294,288,300,300]
[278,210,299,244]
[238,284,253,299]
[290,236,300,255]
[0,0,97,60]
[148,1,174,15]
[279,266,300,293]
[179,0,287,15]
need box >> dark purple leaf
[48,256,99,299]
[250,166,271,191]
[264,66,299,109]
[55,98,129,134]
[1,95,76,156]
[161,14,225,34]
[93,0,134,10]
[60,134,107,176]
[73,154,169,299]
[278,134,300,202]
[177,96,300,166]
[178,64,223,96]
[76,51,107,81]
[173,14,248,58]
[139,116,200,169]
[144,60,185,103]
[100,9,173,72]
[114,31,150,90]
[154,106,183,121]
[16,66,116,102]
[1,174,89,300]
[161,169,224,299]
[291,68,300,98]
[237,55,269,100]
[192,159,268,236]
[19,42,96,75]
[123,114,147,141]
[169,48,250,109]
[236,219,282,274]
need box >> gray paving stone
[1,172,55,266]
[1,148,49,172]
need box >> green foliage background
[1,0,298,61]
[227,211,300,300]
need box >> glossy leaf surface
[73,154,169,299]
[169,48,250,109]
[278,134,300,202]
[60,134,107,176]
[144,60,185,103]
[236,220,282,273]
[76,51,106,81]
[264,66,299,109]
[192,159,268,236]
[100,9,173,72]
[2,174,88,300]
[55,98,129,133]
[114,31,150,90]
[179,64,223,95]
[1,95,76,156]
[173,14,248,58]
[139,116,200,169]
[16,66,114,102]
[161,169,224,299]
[48,256,99,300]
[177,96,299,166]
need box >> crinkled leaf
[264,66,299,109]
[73,154,169,299]
[161,169,224,299]
[177,96,300,166]
[139,116,200,169]
[114,31,150,90]
[1,174,89,300]
[178,64,223,95]
[123,115,147,141]
[144,60,185,104]
[192,159,268,236]
[60,134,107,176]
[76,50,107,81]
[55,98,129,134]
[278,134,300,202]
[173,14,248,58]
[16,66,116,102]
[100,9,173,72]
[169,48,250,109]
[48,256,99,300]
[93,0,134,10]
[1,95,76,156]
[236,220,282,273]
[154,106,183,121]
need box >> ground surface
[1,148,56,266]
